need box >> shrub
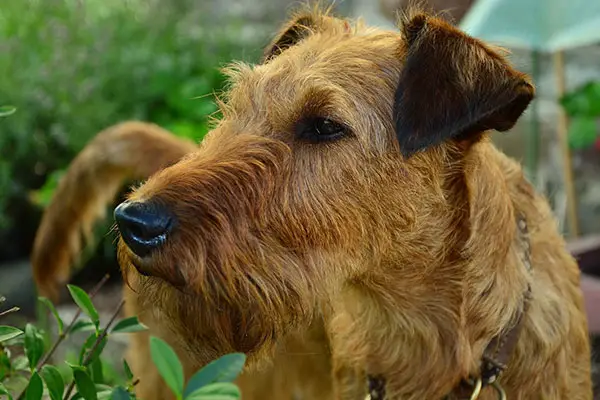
[0,0,265,261]
[0,280,246,399]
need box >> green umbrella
[458,0,600,237]
[460,0,600,52]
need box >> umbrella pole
[553,50,580,238]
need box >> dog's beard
[119,241,317,368]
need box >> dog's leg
[234,320,334,400]
[123,286,179,400]
[31,121,196,301]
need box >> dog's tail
[31,121,197,301]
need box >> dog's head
[115,6,534,365]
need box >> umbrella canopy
[460,0,600,52]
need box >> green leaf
[568,116,598,150]
[110,386,131,400]
[71,320,96,333]
[38,297,64,335]
[123,359,134,381]
[72,368,98,400]
[0,382,13,400]
[183,354,245,398]
[90,335,108,363]
[67,285,100,328]
[149,336,184,399]
[0,326,23,343]
[0,351,11,380]
[41,365,65,400]
[1,335,25,347]
[184,382,240,400]
[0,106,16,117]
[25,371,44,400]
[89,357,104,383]
[111,317,148,334]
[24,324,44,370]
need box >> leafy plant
[149,337,245,400]
[560,80,600,150]
[0,279,246,399]
[0,0,265,262]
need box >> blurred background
[0,0,599,397]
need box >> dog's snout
[114,200,173,257]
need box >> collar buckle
[459,376,507,400]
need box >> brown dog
[32,5,592,399]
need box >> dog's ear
[393,13,535,158]
[262,14,316,62]
[262,11,349,63]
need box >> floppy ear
[262,11,350,63]
[393,13,535,158]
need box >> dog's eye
[314,118,345,136]
[296,117,348,143]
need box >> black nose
[114,200,173,257]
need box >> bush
[0,282,247,399]
[560,80,600,150]
[0,0,265,261]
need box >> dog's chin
[127,254,152,277]
[116,239,310,363]
[128,272,282,366]
[117,241,188,290]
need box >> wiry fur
[32,5,591,400]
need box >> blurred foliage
[0,288,246,399]
[0,0,265,261]
[560,80,600,150]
